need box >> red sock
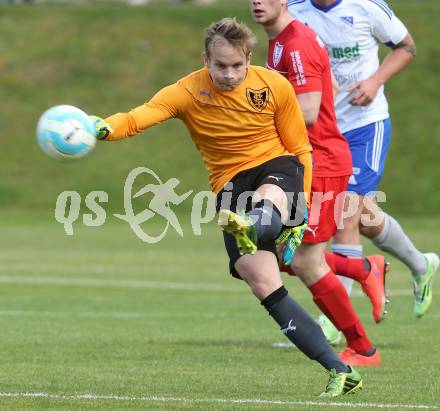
[309,271,374,355]
[325,252,369,282]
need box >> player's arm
[348,34,415,106]
[296,92,322,125]
[284,38,324,126]
[348,4,416,106]
[377,33,416,82]
[92,83,187,140]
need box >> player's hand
[275,218,308,266]
[347,77,381,106]
[89,115,113,140]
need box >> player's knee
[290,250,309,274]
[359,221,382,238]
[290,253,322,282]
[335,214,360,243]
[341,212,361,229]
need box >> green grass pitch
[0,212,438,410]
[1,1,439,409]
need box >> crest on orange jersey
[246,87,269,112]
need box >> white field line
[0,274,415,296]
[1,309,438,321]
[0,275,241,292]
[0,392,437,409]
[0,263,180,275]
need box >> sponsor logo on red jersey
[290,50,306,86]
[272,41,284,67]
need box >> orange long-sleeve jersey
[105,66,312,196]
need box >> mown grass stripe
[0,274,416,296]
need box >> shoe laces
[412,280,421,300]
[412,278,426,302]
[324,369,345,393]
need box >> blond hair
[204,17,257,57]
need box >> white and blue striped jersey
[288,0,408,133]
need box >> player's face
[204,38,250,92]
[249,0,283,25]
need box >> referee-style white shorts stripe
[371,120,384,172]
[375,121,384,172]
[372,121,378,172]
[378,120,385,171]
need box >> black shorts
[216,155,306,279]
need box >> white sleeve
[288,0,307,16]
[366,0,408,46]
[288,0,306,7]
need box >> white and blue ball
[36,105,96,160]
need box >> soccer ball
[36,105,96,160]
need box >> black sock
[261,286,349,373]
[247,200,282,243]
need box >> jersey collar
[310,0,343,12]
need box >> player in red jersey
[250,0,386,366]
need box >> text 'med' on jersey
[267,20,351,177]
[288,0,408,133]
[104,66,312,195]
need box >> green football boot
[319,366,363,398]
[413,253,439,318]
[218,210,257,255]
[317,314,342,346]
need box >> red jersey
[267,20,352,177]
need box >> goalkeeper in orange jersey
[90,18,362,397]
